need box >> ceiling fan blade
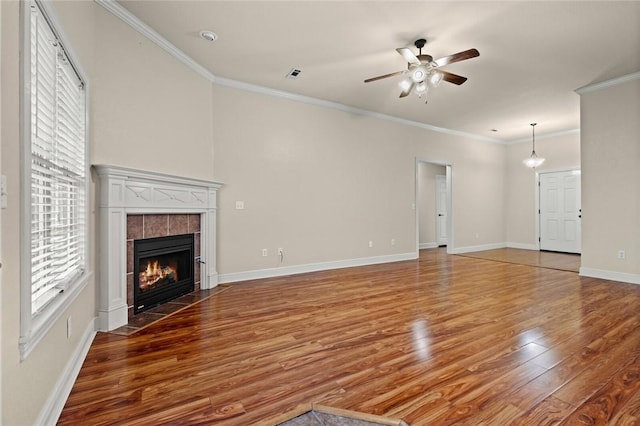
[396,47,421,65]
[364,70,405,83]
[434,48,479,67]
[440,70,468,85]
[399,81,414,98]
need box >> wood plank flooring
[455,248,581,272]
[58,248,640,425]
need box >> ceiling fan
[365,39,479,99]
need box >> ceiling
[116,1,640,142]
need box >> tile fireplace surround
[94,165,222,331]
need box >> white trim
[419,242,439,250]
[20,273,93,359]
[36,318,97,426]
[575,71,640,95]
[94,0,503,145]
[93,165,222,331]
[219,252,417,284]
[20,0,93,360]
[449,242,506,254]
[507,128,580,145]
[215,77,503,144]
[94,0,216,83]
[579,267,640,285]
[506,242,538,250]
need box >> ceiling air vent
[286,68,302,79]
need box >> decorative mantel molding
[93,164,223,331]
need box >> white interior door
[436,174,448,246]
[539,170,581,253]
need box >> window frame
[19,0,91,359]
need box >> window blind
[29,3,86,314]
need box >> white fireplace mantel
[94,164,223,331]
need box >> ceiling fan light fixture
[399,79,412,91]
[429,71,443,87]
[523,123,545,169]
[415,82,427,93]
[411,66,427,83]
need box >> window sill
[19,271,93,360]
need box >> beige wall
[1,1,216,424]
[418,162,446,246]
[505,131,581,247]
[2,0,600,423]
[580,78,640,278]
[212,84,507,275]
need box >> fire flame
[139,260,178,290]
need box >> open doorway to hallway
[416,160,452,254]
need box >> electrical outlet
[235,201,245,210]
[278,248,284,263]
[262,248,268,257]
[391,239,396,246]
[617,250,626,260]
[368,241,373,248]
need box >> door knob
[438,214,444,217]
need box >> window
[20,0,89,357]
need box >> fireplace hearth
[134,234,194,314]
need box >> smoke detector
[199,30,218,42]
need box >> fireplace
[94,164,222,331]
[134,234,194,314]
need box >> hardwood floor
[58,248,640,425]
[455,248,581,272]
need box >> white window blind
[29,2,87,315]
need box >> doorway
[538,169,582,254]
[416,160,452,254]
[436,174,448,246]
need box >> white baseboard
[419,242,439,249]
[37,318,97,426]
[219,252,417,284]
[579,267,640,285]
[449,242,506,254]
[506,242,539,250]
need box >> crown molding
[94,0,216,83]
[94,0,503,144]
[214,77,503,144]
[507,128,580,145]
[575,71,640,95]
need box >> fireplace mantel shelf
[93,164,223,331]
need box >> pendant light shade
[523,123,545,168]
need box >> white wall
[418,162,446,247]
[212,84,507,277]
[579,77,640,281]
[505,131,581,248]
[1,1,216,424]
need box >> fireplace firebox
[134,234,194,314]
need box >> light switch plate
[1,175,7,209]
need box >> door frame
[535,167,581,251]
[435,174,448,246]
[415,158,453,255]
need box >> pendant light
[523,123,545,168]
